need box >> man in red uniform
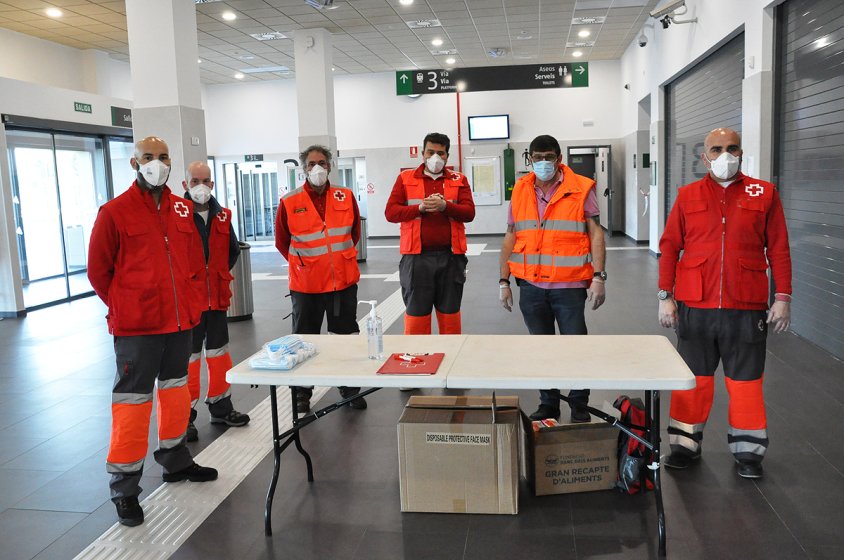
[658,127,792,479]
[274,145,366,414]
[181,161,249,441]
[88,137,217,527]
[385,132,475,336]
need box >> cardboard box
[397,395,520,514]
[529,420,618,496]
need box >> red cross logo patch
[173,200,189,218]
[218,212,228,223]
[745,183,764,197]
[333,190,346,202]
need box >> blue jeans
[517,281,590,410]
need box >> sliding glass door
[7,129,111,308]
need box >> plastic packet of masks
[248,336,317,370]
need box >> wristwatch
[657,290,672,301]
[593,271,607,281]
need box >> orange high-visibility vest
[283,185,360,293]
[508,164,594,283]
[398,169,468,255]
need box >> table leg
[290,386,314,482]
[648,389,667,557]
[265,385,282,536]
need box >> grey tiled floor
[1,235,842,560]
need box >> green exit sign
[74,102,92,114]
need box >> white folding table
[227,334,695,558]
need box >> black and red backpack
[614,395,655,495]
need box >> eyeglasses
[530,154,559,163]
[305,160,329,170]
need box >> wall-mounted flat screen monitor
[468,114,510,140]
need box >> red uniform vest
[206,208,234,311]
[87,183,204,335]
[508,165,594,283]
[398,169,468,255]
[659,174,792,310]
[283,185,360,293]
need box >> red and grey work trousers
[399,250,468,335]
[188,310,234,418]
[669,304,770,464]
[108,331,194,500]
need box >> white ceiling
[0,0,658,84]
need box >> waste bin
[227,242,253,322]
[356,216,368,262]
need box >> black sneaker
[736,460,763,479]
[295,388,312,415]
[210,410,251,427]
[114,496,144,527]
[339,387,367,410]
[529,404,561,421]
[570,406,591,424]
[663,451,701,470]
[162,463,218,483]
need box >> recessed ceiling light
[400,0,414,5]
[332,67,336,71]
[445,57,456,64]
[197,59,202,63]
[239,55,255,60]
[578,29,591,38]
[222,11,237,21]
[234,72,244,79]
[46,8,62,18]
[431,38,443,46]
[572,50,583,58]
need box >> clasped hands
[418,193,446,213]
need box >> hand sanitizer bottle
[359,300,383,359]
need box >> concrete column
[649,86,666,255]
[293,28,337,181]
[125,0,206,188]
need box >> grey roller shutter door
[664,34,744,218]
[775,0,844,359]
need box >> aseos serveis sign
[396,62,588,95]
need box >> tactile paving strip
[72,386,330,560]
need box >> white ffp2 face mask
[425,154,445,174]
[189,184,212,204]
[707,152,740,181]
[308,165,328,187]
[138,160,170,188]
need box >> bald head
[701,127,743,181]
[185,162,211,184]
[133,136,169,162]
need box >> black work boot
[114,496,144,527]
[295,387,313,414]
[186,408,198,442]
[339,386,367,410]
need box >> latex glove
[767,301,790,334]
[658,298,678,329]
[499,285,513,312]
[587,280,606,310]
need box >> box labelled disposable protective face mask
[529,418,618,496]
[397,395,521,515]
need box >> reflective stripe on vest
[508,253,592,267]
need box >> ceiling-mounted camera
[649,0,697,27]
[638,33,648,47]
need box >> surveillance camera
[660,15,672,29]
[650,0,686,18]
[638,33,648,47]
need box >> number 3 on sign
[426,71,438,91]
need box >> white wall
[203,60,626,236]
[618,0,779,252]
[0,26,130,98]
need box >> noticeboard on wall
[464,156,501,206]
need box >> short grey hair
[299,145,332,168]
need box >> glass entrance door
[7,129,109,308]
[236,162,279,241]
